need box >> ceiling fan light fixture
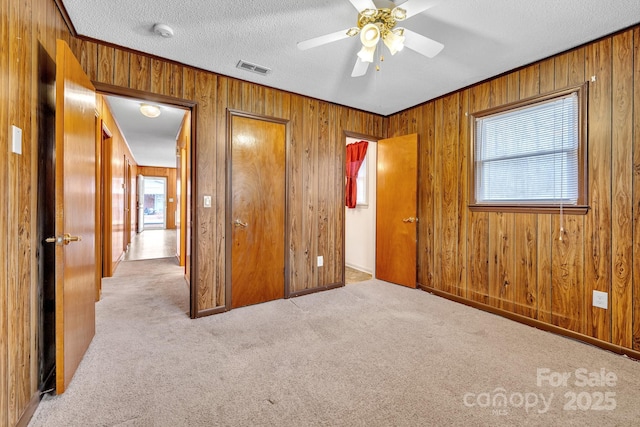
[391,7,407,21]
[383,29,405,55]
[360,8,377,18]
[140,103,161,118]
[357,45,376,63]
[360,23,380,47]
[346,27,360,37]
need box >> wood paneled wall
[67,38,384,315]
[137,166,177,230]
[388,27,640,354]
[97,95,137,276]
[7,0,635,425]
[2,1,383,418]
[0,0,73,425]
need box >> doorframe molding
[225,109,291,310]
[343,131,382,286]
[92,82,198,317]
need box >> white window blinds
[474,92,579,204]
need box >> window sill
[468,204,590,215]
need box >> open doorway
[345,136,376,284]
[94,83,195,315]
[142,176,167,230]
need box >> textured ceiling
[61,0,640,166]
[62,0,640,115]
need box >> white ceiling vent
[236,60,271,76]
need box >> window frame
[356,150,369,207]
[469,82,589,214]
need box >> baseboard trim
[345,263,372,275]
[194,305,228,318]
[418,283,640,361]
[288,282,344,298]
[17,392,40,427]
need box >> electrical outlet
[592,290,608,309]
[317,256,323,267]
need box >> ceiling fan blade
[297,29,352,50]
[397,0,438,19]
[351,58,370,77]
[402,28,444,58]
[348,0,376,12]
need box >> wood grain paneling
[466,82,491,304]
[440,94,459,295]
[6,2,640,425]
[98,97,136,275]
[417,103,435,288]
[584,38,612,342]
[193,70,216,311]
[114,49,129,87]
[0,0,8,421]
[395,27,640,358]
[129,53,151,92]
[551,215,584,332]
[611,30,633,348]
[514,214,537,318]
[456,90,470,296]
[633,27,640,351]
[1,0,79,424]
[97,44,114,85]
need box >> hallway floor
[345,266,372,284]
[123,229,177,261]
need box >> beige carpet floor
[29,258,640,426]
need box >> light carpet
[29,258,640,426]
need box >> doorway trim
[343,131,382,286]
[141,175,168,230]
[92,82,198,317]
[225,109,291,311]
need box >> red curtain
[345,140,369,208]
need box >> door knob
[402,217,418,223]
[44,234,82,245]
[234,219,248,228]
[63,233,82,245]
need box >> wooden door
[376,134,418,288]
[53,40,97,393]
[229,114,286,309]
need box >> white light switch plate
[317,256,323,267]
[11,125,22,155]
[203,195,212,208]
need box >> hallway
[123,229,177,261]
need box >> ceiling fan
[297,0,444,77]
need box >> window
[470,83,588,213]
[356,152,368,206]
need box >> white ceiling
[61,0,640,166]
[104,95,186,167]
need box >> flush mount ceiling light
[153,23,174,38]
[297,0,444,77]
[140,103,161,118]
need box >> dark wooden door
[54,40,97,393]
[230,115,286,308]
[376,134,418,288]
